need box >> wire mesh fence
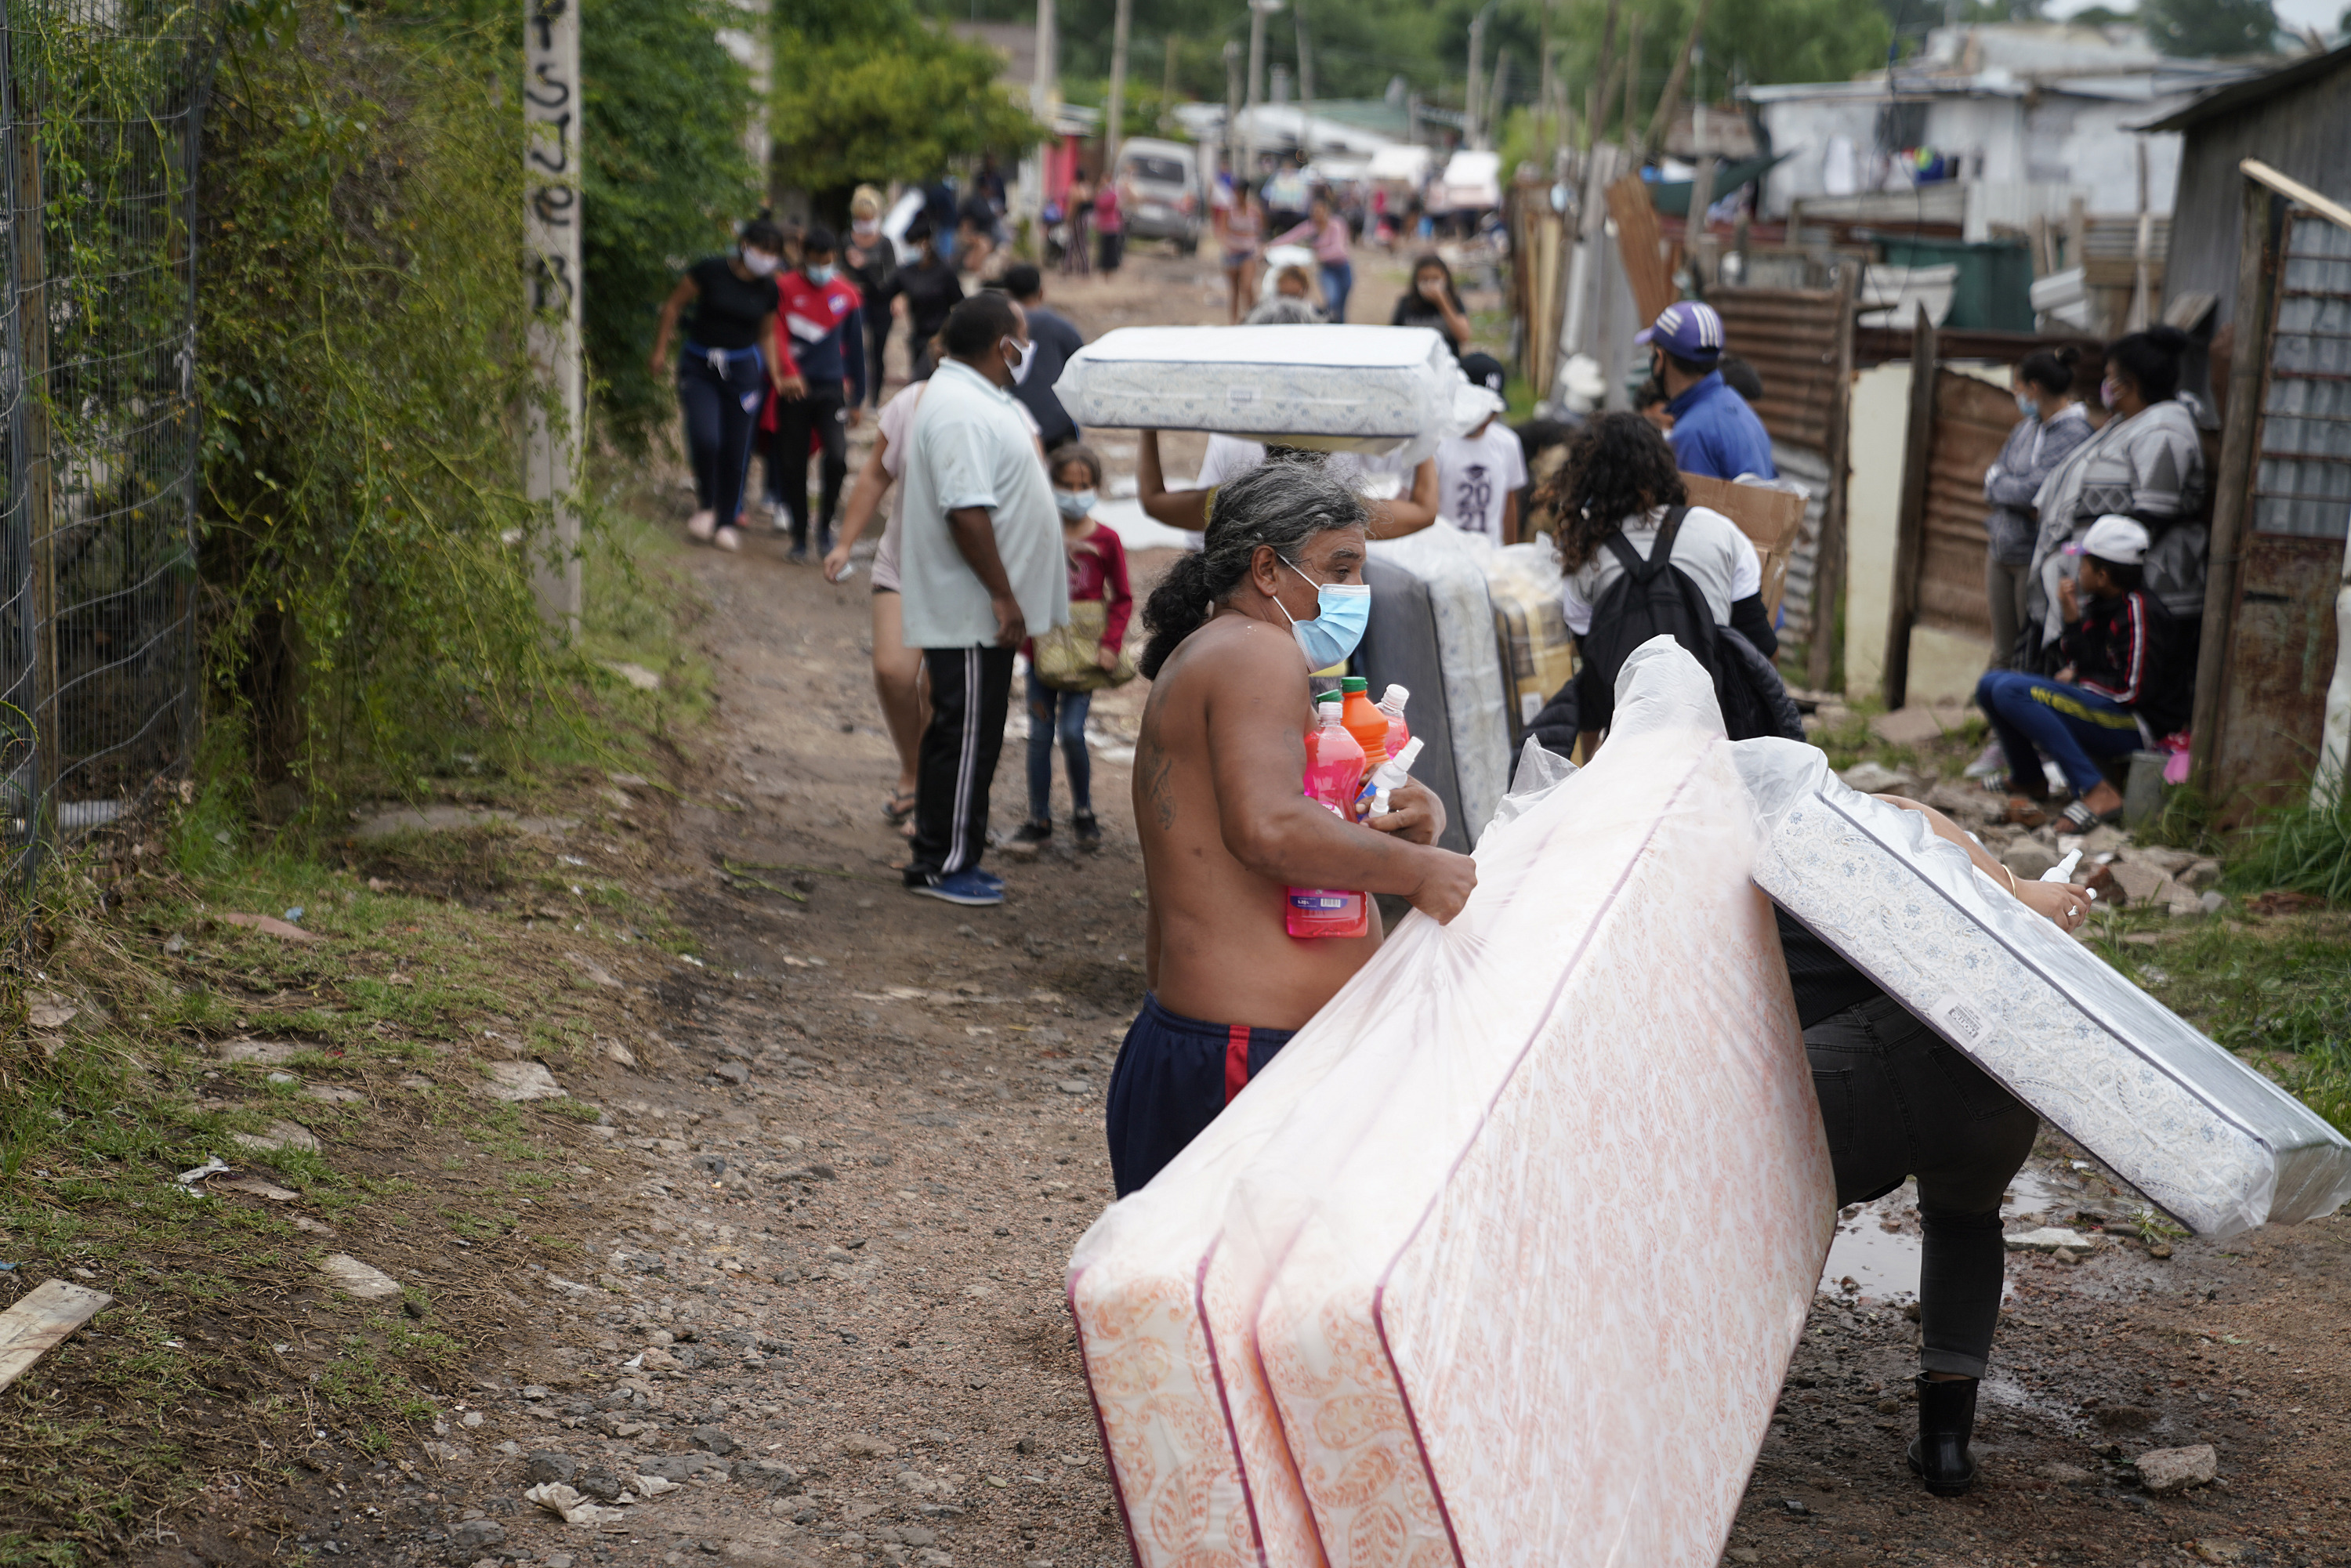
[0,0,208,893]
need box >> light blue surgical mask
[1055,488,1096,519]
[1277,559,1371,671]
[2016,392,2041,419]
[805,263,836,285]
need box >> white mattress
[1738,738,2351,1238]
[1055,324,1487,466]
[1367,521,1510,843]
[1070,643,1835,1566]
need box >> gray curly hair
[1136,455,1367,678]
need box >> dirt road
[308,243,2351,1568]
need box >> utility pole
[1244,0,1282,187]
[1106,0,1133,171]
[715,0,772,199]
[1224,37,1243,186]
[524,0,582,635]
[1161,35,1179,133]
[1032,0,1057,224]
[1294,0,1316,163]
[1465,5,1487,149]
[1491,47,1512,147]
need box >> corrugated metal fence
[1709,284,1857,656]
[0,0,205,888]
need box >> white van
[1114,138,1201,252]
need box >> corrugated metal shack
[2141,45,2351,814]
[2148,43,2351,332]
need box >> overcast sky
[2046,0,2344,36]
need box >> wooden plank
[1604,169,1676,328]
[0,1280,112,1395]
[1680,470,1807,617]
[2192,179,2286,801]
[1807,263,1861,690]
[1882,311,1940,710]
[2241,158,2351,237]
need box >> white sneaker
[686,509,716,541]
[1963,740,2007,780]
[714,525,742,552]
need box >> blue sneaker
[910,869,1003,907]
[969,867,1004,889]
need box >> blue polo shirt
[1667,371,1777,481]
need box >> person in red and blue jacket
[1975,515,2187,831]
[763,225,868,561]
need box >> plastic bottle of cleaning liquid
[1375,683,1411,760]
[1287,694,1369,940]
[1339,677,1389,776]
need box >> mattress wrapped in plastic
[1070,643,1835,1567]
[1738,738,2351,1237]
[1054,324,1493,467]
[1366,521,1510,844]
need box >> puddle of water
[1818,1166,2067,1304]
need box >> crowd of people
[646,186,2215,1511]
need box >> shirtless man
[1103,458,1479,1197]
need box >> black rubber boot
[1907,1373,1980,1497]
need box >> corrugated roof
[2136,42,2351,132]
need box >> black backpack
[1576,508,1724,734]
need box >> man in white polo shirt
[897,292,1069,907]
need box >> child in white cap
[1972,514,2189,831]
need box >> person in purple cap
[1636,301,1777,482]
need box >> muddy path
[310,243,2351,1568]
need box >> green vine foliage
[198,2,571,802]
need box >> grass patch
[0,482,714,1556]
[2092,904,2351,1136]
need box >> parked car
[1114,138,1201,252]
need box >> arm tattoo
[1140,739,1176,831]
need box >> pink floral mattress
[1069,643,1836,1566]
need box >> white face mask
[1002,335,1037,385]
[1055,488,1096,519]
[741,248,780,277]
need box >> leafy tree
[2144,0,2277,54]
[581,0,760,448]
[771,0,1042,205]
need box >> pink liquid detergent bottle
[1286,693,1369,940]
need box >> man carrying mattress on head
[1105,458,1479,1197]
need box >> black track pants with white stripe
[906,645,1016,885]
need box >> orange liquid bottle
[1286,694,1369,940]
[1339,676,1389,778]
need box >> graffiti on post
[524,0,583,632]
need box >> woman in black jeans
[1780,795,2090,1497]
[647,219,792,552]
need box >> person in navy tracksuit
[765,225,868,560]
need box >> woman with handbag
[1010,444,1135,856]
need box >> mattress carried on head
[1053,324,1497,468]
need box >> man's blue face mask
[1275,558,1371,671]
